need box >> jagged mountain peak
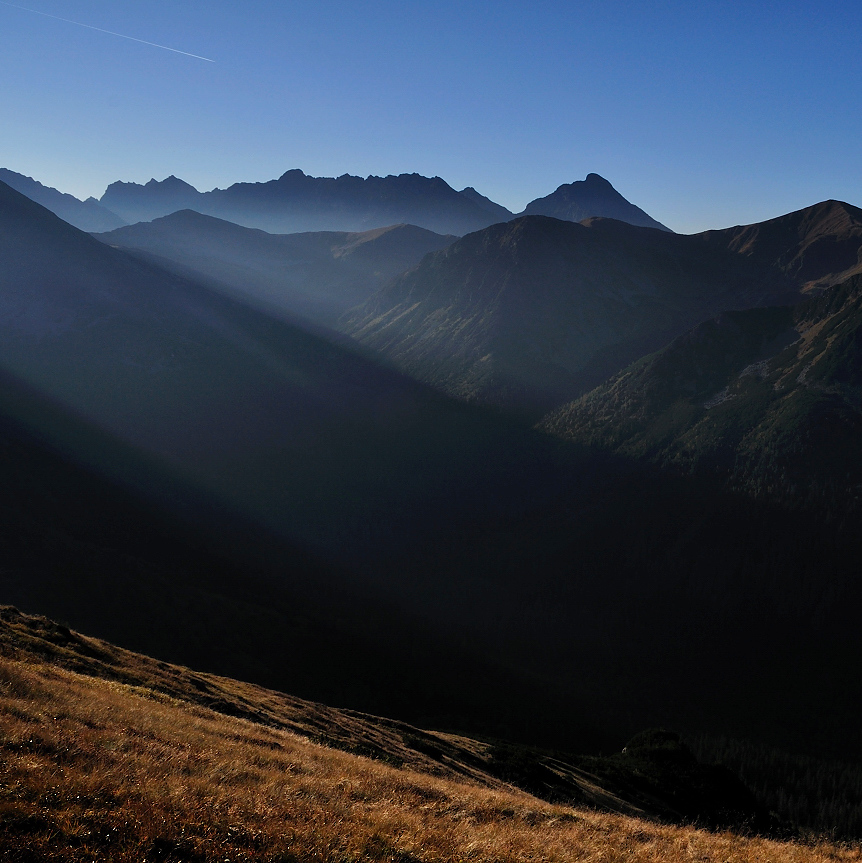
[278,168,307,181]
[458,186,514,222]
[145,175,200,191]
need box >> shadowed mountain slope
[343,215,795,415]
[0,178,593,577]
[542,273,862,517]
[0,178,620,748]
[696,199,862,291]
[5,180,862,772]
[0,167,126,232]
[99,170,507,236]
[521,173,671,232]
[13,319,861,768]
[0,374,614,748]
[95,211,455,326]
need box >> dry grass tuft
[1,653,861,862]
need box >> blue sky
[1,0,860,232]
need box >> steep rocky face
[344,215,794,415]
[696,199,862,291]
[521,173,671,232]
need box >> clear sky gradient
[1,0,860,232]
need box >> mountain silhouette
[697,199,862,291]
[100,170,508,236]
[0,167,126,232]
[96,210,455,326]
[344,215,794,415]
[521,173,671,231]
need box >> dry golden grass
[0,606,531,796]
[1,654,860,863]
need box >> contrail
[0,1,215,62]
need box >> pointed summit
[522,174,671,232]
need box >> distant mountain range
[97,169,671,236]
[98,170,509,235]
[95,211,455,326]
[2,165,669,236]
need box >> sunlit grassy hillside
[2,616,860,862]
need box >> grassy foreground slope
[0,608,772,831]
[1,608,856,863]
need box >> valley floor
[1,641,859,862]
